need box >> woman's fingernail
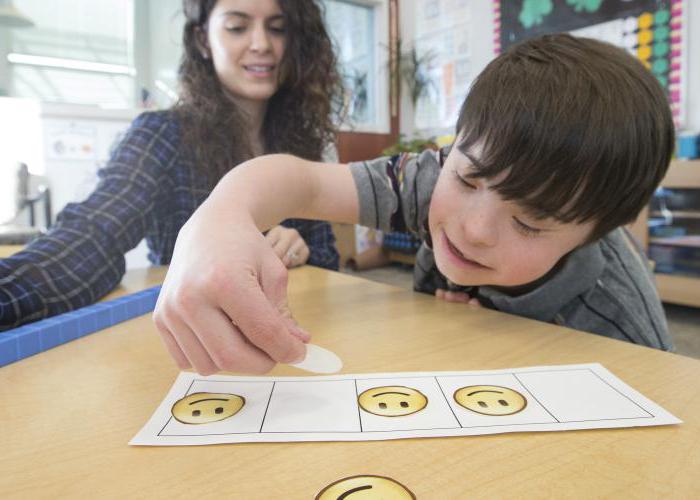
[288,323,311,342]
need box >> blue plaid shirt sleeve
[0,113,173,329]
[281,219,339,270]
[1,110,340,330]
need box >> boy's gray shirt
[349,149,672,351]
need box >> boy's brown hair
[455,33,674,242]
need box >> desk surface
[2,267,699,498]
[0,244,23,259]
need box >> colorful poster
[414,0,474,131]
[495,0,687,126]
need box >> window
[7,0,135,108]
[324,0,389,133]
[3,0,391,120]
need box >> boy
[154,34,674,375]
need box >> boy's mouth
[443,231,491,270]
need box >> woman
[0,0,341,329]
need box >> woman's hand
[265,226,310,268]
[152,154,358,376]
[153,206,309,376]
[435,289,482,306]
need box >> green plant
[381,134,438,157]
[399,41,436,107]
[387,38,436,108]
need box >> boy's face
[428,146,595,288]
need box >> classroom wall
[401,0,699,137]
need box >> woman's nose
[249,25,271,53]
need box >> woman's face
[204,0,287,104]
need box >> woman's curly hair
[176,0,342,187]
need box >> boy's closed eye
[453,170,545,237]
[512,216,543,237]
[453,170,477,190]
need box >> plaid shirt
[0,111,338,329]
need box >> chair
[0,163,52,245]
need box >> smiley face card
[130,363,680,446]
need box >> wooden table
[2,267,699,498]
[0,245,23,259]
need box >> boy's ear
[194,26,211,59]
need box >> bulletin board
[494,0,687,126]
[413,0,475,131]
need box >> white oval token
[289,344,343,374]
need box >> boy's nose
[460,205,499,248]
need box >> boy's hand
[435,289,482,306]
[265,226,310,268]
[153,207,309,376]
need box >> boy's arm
[153,154,358,375]
[214,154,358,228]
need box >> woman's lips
[442,231,490,270]
[243,64,276,77]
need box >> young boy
[154,34,674,375]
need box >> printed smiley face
[171,392,245,424]
[316,475,416,500]
[357,386,428,417]
[453,385,527,416]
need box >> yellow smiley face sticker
[453,385,527,416]
[358,386,428,417]
[316,475,415,500]
[171,392,245,424]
